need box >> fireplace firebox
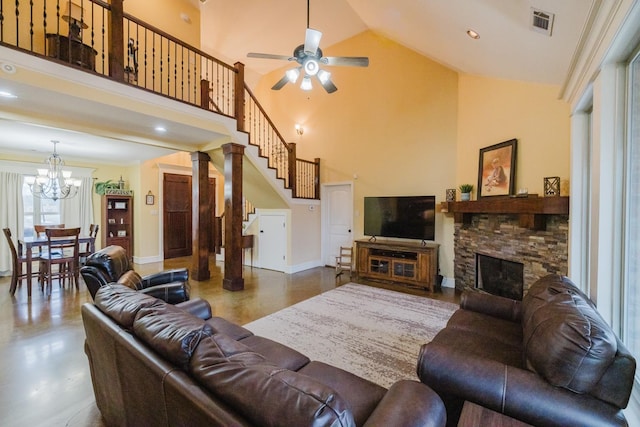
[476,253,524,300]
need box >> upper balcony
[0,0,319,199]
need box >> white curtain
[0,172,24,275]
[61,176,94,235]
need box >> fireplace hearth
[453,213,568,294]
[476,253,524,300]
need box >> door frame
[321,181,354,268]
[157,163,221,261]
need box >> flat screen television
[364,196,436,241]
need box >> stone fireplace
[445,197,569,295]
[476,253,524,300]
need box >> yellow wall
[250,31,571,280]
[253,30,459,277]
[124,0,200,48]
[134,152,224,261]
[457,75,571,197]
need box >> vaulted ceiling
[0,0,597,164]
[199,0,594,86]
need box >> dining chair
[79,224,99,265]
[34,223,65,237]
[39,227,81,294]
[3,228,41,296]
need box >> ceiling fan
[247,0,369,94]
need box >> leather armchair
[80,245,190,304]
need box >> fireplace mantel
[441,196,569,230]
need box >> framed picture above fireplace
[477,138,517,198]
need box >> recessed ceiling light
[154,126,167,133]
[466,29,480,40]
[0,90,17,98]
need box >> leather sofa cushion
[117,270,143,290]
[239,335,310,371]
[94,283,163,328]
[133,303,214,371]
[298,361,386,427]
[431,326,524,368]
[446,309,522,349]
[206,316,254,340]
[190,333,355,427]
[522,275,617,393]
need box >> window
[22,178,61,238]
[624,48,640,382]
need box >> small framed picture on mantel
[477,139,517,198]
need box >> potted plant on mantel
[459,184,474,201]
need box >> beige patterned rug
[244,283,458,388]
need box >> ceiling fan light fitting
[286,68,300,83]
[317,69,331,84]
[301,76,313,91]
[304,59,319,76]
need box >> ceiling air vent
[530,8,554,36]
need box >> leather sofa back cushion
[86,245,131,280]
[133,303,214,371]
[94,283,163,328]
[117,270,143,290]
[522,275,617,393]
[190,333,356,427]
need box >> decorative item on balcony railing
[25,141,81,201]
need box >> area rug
[244,283,458,388]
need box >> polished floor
[0,257,458,426]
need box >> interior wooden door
[163,173,192,259]
[208,177,216,253]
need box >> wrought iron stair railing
[0,0,319,200]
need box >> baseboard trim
[133,254,163,265]
[287,260,324,274]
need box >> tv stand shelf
[356,239,439,291]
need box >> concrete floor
[0,256,458,426]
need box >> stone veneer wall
[454,214,569,294]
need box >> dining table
[19,235,95,297]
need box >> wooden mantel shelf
[440,196,569,230]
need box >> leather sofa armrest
[417,342,628,427]
[460,290,522,322]
[140,281,190,304]
[363,380,445,427]
[175,298,212,320]
[141,268,189,287]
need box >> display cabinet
[102,194,133,258]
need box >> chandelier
[25,140,81,201]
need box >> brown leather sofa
[82,283,447,427]
[80,245,190,304]
[417,274,636,427]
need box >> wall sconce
[62,1,88,40]
[295,124,304,136]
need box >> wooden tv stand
[355,239,439,291]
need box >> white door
[258,214,287,272]
[323,183,353,267]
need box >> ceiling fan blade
[304,28,322,55]
[271,74,290,90]
[247,52,292,61]
[322,56,369,67]
[317,74,337,94]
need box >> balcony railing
[0,0,319,199]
